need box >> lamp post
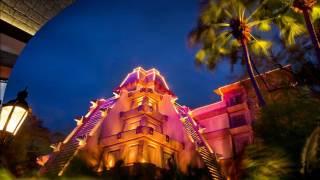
[0,89,29,145]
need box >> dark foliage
[0,114,65,178]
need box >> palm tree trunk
[241,39,266,107]
[251,56,272,92]
[303,8,320,65]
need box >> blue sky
[6,0,242,132]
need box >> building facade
[39,66,293,179]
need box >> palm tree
[293,0,320,64]
[262,0,320,65]
[189,0,275,106]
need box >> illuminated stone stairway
[175,103,224,180]
[40,97,117,176]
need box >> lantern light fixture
[0,89,29,143]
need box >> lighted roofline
[214,64,292,95]
[119,70,137,87]
[134,66,160,75]
[191,100,225,115]
[119,66,170,90]
[191,85,227,114]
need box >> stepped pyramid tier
[41,66,288,179]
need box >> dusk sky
[6,0,243,133]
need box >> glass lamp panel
[6,106,27,133]
[0,106,13,131]
[13,111,28,135]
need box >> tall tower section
[99,67,190,169]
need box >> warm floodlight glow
[100,109,108,117]
[90,100,98,109]
[113,92,120,98]
[77,136,87,147]
[74,116,84,126]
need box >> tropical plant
[261,0,320,65]
[0,168,13,180]
[253,86,320,178]
[241,141,293,180]
[188,0,277,106]
[293,0,320,64]
[0,114,58,178]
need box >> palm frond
[187,28,201,47]
[224,9,233,18]
[200,3,222,25]
[247,0,270,21]
[230,0,238,17]
[288,24,306,45]
[258,21,272,31]
[311,5,320,22]
[250,37,272,56]
[195,49,207,62]
[279,15,306,45]
[241,7,246,21]
[188,25,216,47]
[242,143,293,179]
[201,28,216,45]
[206,53,220,70]
[212,23,230,28]
[230,39,241,47]
[229,0,246,18]
[218,47,229,55]
[216,31,233,48]
[248,17,275,27]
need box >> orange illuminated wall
[86,67,200,172]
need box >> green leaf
[311,5,320,22]
[218,47,228,55]
[195,49,206,62]
[281,15,296,24]
[251,39,272,56]
[230,39,241,47]
[200,3,221,25]
[258,21,272,31]
[216,31,232,48]
[287,23,305,45]
[203,28,216,43]
[278,15,305,46]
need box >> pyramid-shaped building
[39,67,265,179]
